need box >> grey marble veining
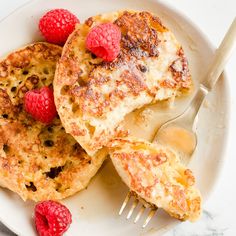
[163,210,228,236]
[0,222,15,236]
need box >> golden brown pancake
[109,137,201,222]
[0,42,106,201]
[54,10,192,156]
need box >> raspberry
[24,86,57,124]
[39,9,79,45]
[34,200,72,236]
[86,23,121,62]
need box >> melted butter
[123,96,197,164]
[123,99,176,141]
[156,125,196,161]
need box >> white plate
[0,0,230,235]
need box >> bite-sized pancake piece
[54,10,192,156]
[0,43,106,201]
[109,138,201,221]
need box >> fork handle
[183,18,236,126]
[203,17,236,90]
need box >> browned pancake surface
[54,11,192,156]
[0,43,106,201]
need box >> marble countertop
[0,0,236,235]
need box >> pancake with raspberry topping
[0,42,106,201]
[109,137,201,222]
[54,10,193,156]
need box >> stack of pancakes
[0,10,201,221]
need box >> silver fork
[119,191,157,228]
[154,17,236,159]
[119,17,236,228]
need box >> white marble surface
[0,0,236,235]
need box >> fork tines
[119,191,157,228]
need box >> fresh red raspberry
[86,23,121,62]
[34,200,72,236]
[39,9,79,45]
[24,86,57,124]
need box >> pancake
[54,10,192,156]
[109,137,201,222]
[0,42,106,201]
